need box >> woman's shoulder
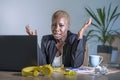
[67,31,77,39]
[67,31,87,43]
[68,31,86,39]
[42,34,55,41]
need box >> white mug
[89,55,103,67]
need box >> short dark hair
[52,10,70,25]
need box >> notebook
[0,35,38,71]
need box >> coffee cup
[89,55,103,67]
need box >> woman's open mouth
[53,33,61,39]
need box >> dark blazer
[38,31,87,68]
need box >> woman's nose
[54,25,60,30]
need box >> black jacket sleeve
[37,36,47,65]
[71,36,87,67]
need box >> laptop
[0,35,38,71]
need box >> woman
[26,10,92,68]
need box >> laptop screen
[0,35,38,71]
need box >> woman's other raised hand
[25,24,37,35]
[78,18,92,39]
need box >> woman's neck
[59,34,67,42]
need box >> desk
[0,68,120,80]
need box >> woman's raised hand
[25,24,37,35]
[78,18,92,39]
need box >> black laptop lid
[0,35,38,71]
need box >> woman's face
[51,16,69,41]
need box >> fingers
[82,17,92,30]
[25,24,32,35]
[25,24,37,35]
[78,18,92,39]
[83,18,92,29]
[85,18,92,26]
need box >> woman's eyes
[52,24,64,27]
[59,24,64,27]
